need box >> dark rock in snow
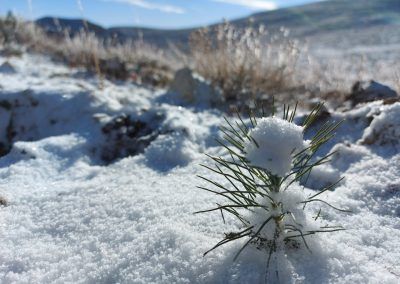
[382,97,400,105]
[99,57,128,80]
[0,61,16,74]
[0,195,7,207]
[0,47,22,57]
[100,114,158,162]
[0,102,12,156]
[169,68,222,105]
[347,80,398,106]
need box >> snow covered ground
[0,53,400,283]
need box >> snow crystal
[244,117,308,177]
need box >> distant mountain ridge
[35,17,107,37]
[35,0,400,47]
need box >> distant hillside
[35,0,400,47]
[35,16,194,47]
[232,0,400,36]
[35,17,107,37]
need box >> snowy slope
[0,54,399,283]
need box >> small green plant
[196,103,348,279]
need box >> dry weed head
[63,31,104,67]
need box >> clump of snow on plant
[361,102,400,146]
[244,117,308,177]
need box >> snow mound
[302,164,342,189]
[361,102,400,146]
[244,117,308,177]
[144,132,199,171]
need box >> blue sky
[0,0,322,29]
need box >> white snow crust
[0,53,400,283]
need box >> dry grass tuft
[189,22,302,105]
[0,15,179,86]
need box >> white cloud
[104,0,185,14]
[213,0,277,10]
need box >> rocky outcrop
[347,80,398,106]
[169,68,222,106]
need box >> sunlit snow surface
[0,54,400,283]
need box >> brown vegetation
[189,23,302,104]
[0,15,177,86]
[1,14,398,109]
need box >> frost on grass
[244,117,308,177]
